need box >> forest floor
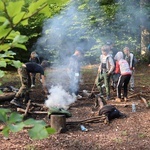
[0,64,150,150]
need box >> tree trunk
[140,0,150,55]
[50,115,66,133]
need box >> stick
[128,93,140,98]
[24,100,31,117]
[66,115,108,125]
[89,72,99,96]
[140,96,149,108]
[111,102,138,107]
[17,108,48,114]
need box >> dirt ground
[0,64,150,150]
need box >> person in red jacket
[114,51,132,102]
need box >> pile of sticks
[17,101,48,118]
[66,114,109,125]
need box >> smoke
[45,85,76,110]
[35,1,148,108]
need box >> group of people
[96,42,136,102]
[10,43,136,107]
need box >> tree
[140,0,150,55]
[0,0,70,83]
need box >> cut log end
[50,115,66,133]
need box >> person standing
[114,51,131,102]
[10,61,49,107]
[106,41,118,58]
[68,47,83,96]
[29,51,40,88]
[123,47,135,92]
[96,45,115,100]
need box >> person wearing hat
[10,60,49,107]
[68,47,84,96]
[96,45,115,100]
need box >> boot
[10,98,22,107]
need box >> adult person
[10,61,49,107]
[68,47,84,96]
[114,51,132,102]
[96,45,115,100]
[106,41,118,58]
[29,51,40,88]
[123,47,135,92]
[106,41,118,90]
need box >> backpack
[99,105,122,120]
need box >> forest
[0,0,150,149]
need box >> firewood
[128,93,140,98]
[140,96,149,108]
[66,115,108,125]
[17,108,48,114]
[24,100,31,117]
[31,102,45,107]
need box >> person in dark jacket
[10,61,49,107]
[29,51,40,88]
[68,47,83,96]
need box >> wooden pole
[50,115,66,133]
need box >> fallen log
[0,92,15,102]
[140,96,149,108]
[17,108,48,114]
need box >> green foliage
[0,108,55,139]
[0,0,69,80]
[38,0,150,64]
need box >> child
[114,51,131,102]
[96,45,115,100]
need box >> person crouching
[10,61,49,107]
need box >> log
[17,108,48,114]
[140,96,149,108]
[50,115,66,133]
[0,92,15,102]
